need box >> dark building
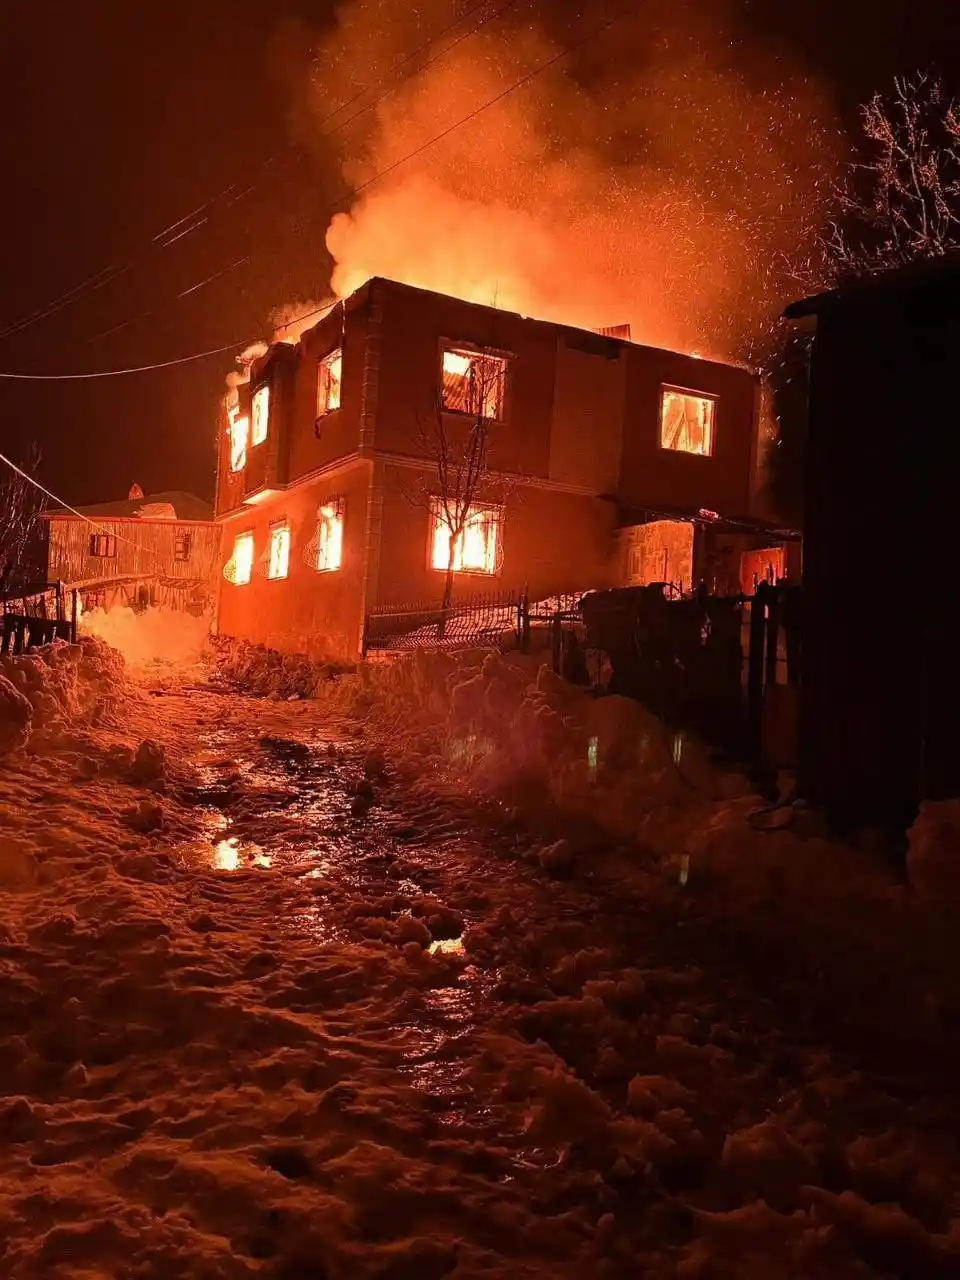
[786,257,960,828]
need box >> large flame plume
[285,0,839,361]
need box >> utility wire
[0,449,163,558]
[0,5,630,383]
[67,0,613,356]
[80,0,525,349]
[0,0,502,346]
[0,340,249,380]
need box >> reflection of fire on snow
[429,936,465,956]
[213,836,271,870]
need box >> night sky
[1,0,958,507]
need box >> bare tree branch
[397,348,511,627]
[0,446,47,597]
[824,74,960,281]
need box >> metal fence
[362,587,597,655]
[363,588,524,654]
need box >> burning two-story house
[215,277,794,661]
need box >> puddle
[430,936,465,957]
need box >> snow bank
[211,635,354,699]
[321,650,875,895]
[80,605,211,670]
[0,637,125,756]
[907,800,960,905]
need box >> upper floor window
[659,387,716,457]
[430,499,501,575]
[316,499,344,572]
[441,346,506,421]
[231,532,254,585]
[268,523,291,580]
[318,350,342,416]
[174,530,192,563]
[89,532,117,558]
[228,405,249,472]
[251,383,270,446]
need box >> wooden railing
[1,581,79,655]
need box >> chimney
[597,324,632,341]
[128,483,144,500]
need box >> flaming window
[659,388,716,456]
[318,350,342,416]
[89,533,117,558]
[268,523,291,580]
[316,499,344,572]
[252,384,270,446]
[174,531,192,563]
[430,500,501,575]
[441,347,506,421]
[232,532,254,586]
[228,406,249,472]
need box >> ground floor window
[268,523,291,580]
[316,499,344,572]
[231,532,254,585]
[430,500,501,575]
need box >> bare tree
[0,448,47,598]
[767,75,960,520]
[824,74,960,279]
[403,348,509,631]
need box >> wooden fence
[1,580,79,655]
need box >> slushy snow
[2,640,960,1276]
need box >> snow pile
[322,649,875,895]
[2,678,959,1275]
[325,650,700,844]
[80,605,212,671]
[907,800,960,905]
[212,635,354,699]
[0,637,125,756]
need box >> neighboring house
[215,276,790,660]
[43,487,218,613]
[786,257,960,829]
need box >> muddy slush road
[3,681,960,1277]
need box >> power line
[0,5,631,383]
[0,340,246,380]
[66,1,623,354]
[0,0,502,347]
[81,0,524,350]
[0,449,163,559]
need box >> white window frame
[267,522,291,581]
[315,498,345,573]
[658,385,717,457]
[228,406,249,472]
[232,532,254,586]
[317,349,343,418]
[429,498,503,576]
[440,344,507,422]
[251,383,270,447]
[89,532,117,558]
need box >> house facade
[44,488,218,614]
[215,277,783,660]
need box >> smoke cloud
[295,0,839,361]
